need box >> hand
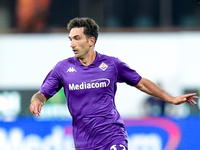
[29,100,42,117]
[173,93,198,106]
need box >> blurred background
[0,0,200,150]
[0,0,200,32]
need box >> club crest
[99,62,108,71]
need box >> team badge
[99,62,108,71]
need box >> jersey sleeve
[115,58,142,86]
[39,63,63,98]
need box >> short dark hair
[67,17,99,44]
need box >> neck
[79,50,96,66]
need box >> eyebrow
[69,35,80,40]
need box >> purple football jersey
[40,52,142,149]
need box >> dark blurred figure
[47,0,79,28]
[16,0,51,33]
[144,83,167,116]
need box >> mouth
[73,50,78,54]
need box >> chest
[60,64,117,93]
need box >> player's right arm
[29,92,48,117]
[29,61,63,117]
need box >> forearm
[31,92,48,106]
[135,78,174,103]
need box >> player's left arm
[135,78,198,106]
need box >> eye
[75,37,80,40]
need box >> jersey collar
[74,51,100,67]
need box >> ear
[89,37,95,47]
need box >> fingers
[186,100,194,106]
[29,103,38,117]
[29,101,42,117]
[189,97,198,104]
[183,94,198,106]
[38,104,42,113]
[182,93,197,98]
[192,96,199,99]
[175,93,198,106]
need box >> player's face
[69,27,90,59]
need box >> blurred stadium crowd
[0,0,199,33]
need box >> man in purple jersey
[29,17,198,150]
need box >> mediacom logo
[69,78,110,90]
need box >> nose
[70,40,75,48]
